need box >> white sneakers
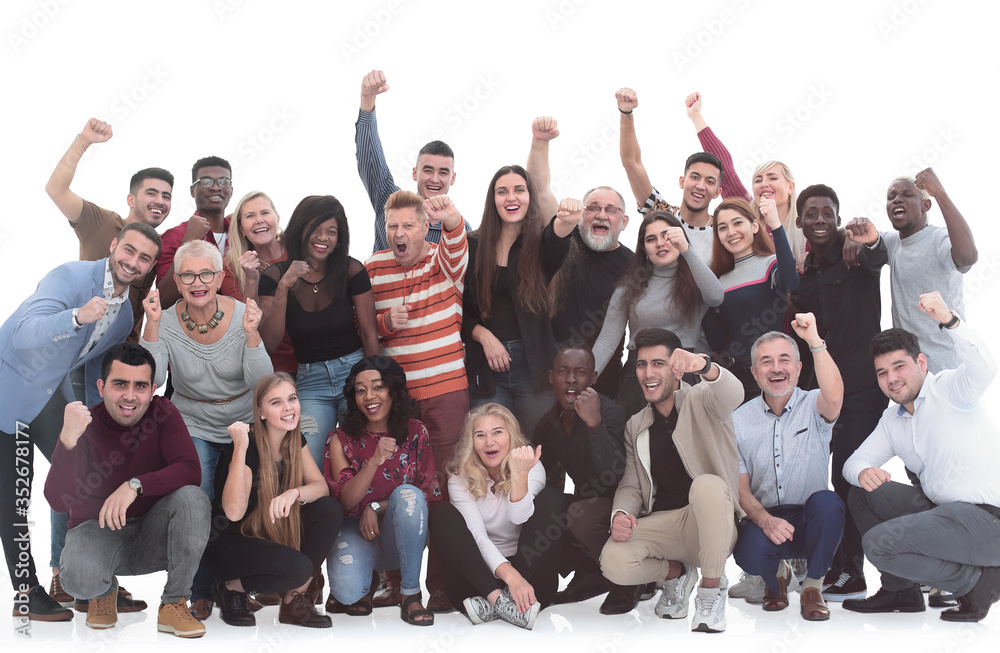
[690,576,729,634]
[655,563,698,619]
[464,590,540,630]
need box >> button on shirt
[734,387,835,508]
[77,261,127,362]
[844,322,1000,506]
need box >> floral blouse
[324,418,442,518]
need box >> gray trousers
[59,485,210,605]
[849,482,1000,596]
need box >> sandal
[328,570,378,616]
[400,592,434,626]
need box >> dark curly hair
[340,364,419,445]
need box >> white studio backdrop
[1,0,999,649]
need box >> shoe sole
[691,621,726,633]
[843,605,925,614]
[86,620,117,629]
[822,590,867,602]
[12,609,74,622]
[75,601,147,613]
[278,616,332,628]
[462,598,488,625]
[157,623,206,638]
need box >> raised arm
[45,118,113,223]
[914,167,978,268]
[790,312,843,422]
[616,87,654,211]
[592,285,628,375]
[356,69,398,253]
[761,199,799,293]
[686,92,751,201]
[526,116,560,222]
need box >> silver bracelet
[298,485,308,505]
[809,340,827,353]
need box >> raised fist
[423,195,460,224]
[531,116,560,141]
[917,291,952,324]
[615,87,638,113]
[81,118,113,146]
[684,92,703,117]
[556,198,583,225]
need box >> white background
[1,0,998,650]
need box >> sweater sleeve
[683,248,725,307]
[136,398,202,496]
[540,220,574,282]
[586,399,627,486]
[355,108,401,254]
[696,126,751,201]
[140,335,170,388]
[592,284,629,375]
[448,476,510,576]
[44,438,91,513]
[507,463,546,525]
[769,227,800,293]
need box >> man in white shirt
[842,291,1000,622]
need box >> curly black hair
[340,365,419,445]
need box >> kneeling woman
[325,356,441,626]
[430,404,565,630]
[205,373,342,628]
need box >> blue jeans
[191,437,227,601]
[471,340,551,442]
[297,349,364,468]
[327,485,428,603]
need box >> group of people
[1,73,998,639]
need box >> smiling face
[108,229,160,291]
[715,208,759,258]
[97,360,156,428]
[127,178,172,227]
[473,414,512,477]
[259,380,300,432]
[751,337,802,399]
[413,153,456,199]
[635,344,679,406]
[874,350,927,409]
[239,196,279,249]
[753,163,794,209]
[580,188,628,252]
[175,255,222,308]
[353,369,393,432]
[679,161,721,214]
[385,205,430,268]
[798,196,840,251]
[642,218,682,267]
[191,165,233,215]
[305,217,339,266]
[494,172,531,225]
[886,179,930,237]
[549,348,597,412]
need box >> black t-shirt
[259,259,371,363]
[648,406,693,512]
[483,266,522,342]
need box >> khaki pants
[600,474,736,584]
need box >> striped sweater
[365,221,469,400]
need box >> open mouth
[150,206,166,216]
[395,242,408,256]
[891,206,906,219]
[888,381,904,393]
[564,387,579,403]
[425,183,442,194]
[811,226,830,236]
[280,413,297,423]
[119,262,139,277]
[767,373,789,385]
[503,204,521,217]
[591,220,610,236]
[690,191,706,201]
[484,448,500,459]
[312,242,329,255]
[642,380,662,394]
[119,404,136,417]
[365,402,382,415]
[759,190,774,199]
[253,226,270,235]
[189,289,209,298]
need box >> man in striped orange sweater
[365,189,470,611]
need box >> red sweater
[44,397,201,529]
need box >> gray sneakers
[691,579,728,633]
[462,595,499,625]
[728,572,765,603]
[655,563,698,619]
[494,589,541,630]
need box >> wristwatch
[938,311,960,330]
[128,478,143,496]
[369,501,381,516]
[71,308,83,330]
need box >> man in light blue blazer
[1,222,160,622]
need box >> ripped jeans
[327,484,429,603]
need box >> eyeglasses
[583,205,623,217]
[177,270,221,285]
[191,177,233,189]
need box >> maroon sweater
[44,396,201,529]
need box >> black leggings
[204,496,343,594]
[429,487,565,611]
[1,393,65,589]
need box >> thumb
[401,304,411,312]
[534,444,542,461]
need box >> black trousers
[429,487,566,611]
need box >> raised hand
[239,250,261,281]
[243,298,262,333]
[508,445,542,478]
[361,69,389,111]
[573,387,602,429]
[845,217,879,246]
[668,348,708,377]
[858,466,891,492]
[78,296,109,325]
[917,291,952,324]
[684,92,703,118]
[556,197,583,226]
[666,225,689,253]
[914,167,945,198]
[531,116,560,141]
[142,289,161,324]
[183,214,212,243]
[81,118,113,146]
[386,304,410,331]
[60,401,92,450]
[758,197,781,230]
[228,421,251,451]
[615,87,638,113]
[610,511,638,542]
[790,312,822,348]
[423,195,460,225]
[371,436,398,466]
[278,260,311,290]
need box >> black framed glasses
[177,270,221,285]
[191,177,233,189]
[583,205,623,217]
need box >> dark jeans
[1,392,65,590]
[429,488,566,611]
[471,340,552,443]
[830,386,887,575]
[849,483,1000,596]
[205,496,342,594]
[734,490,844,594]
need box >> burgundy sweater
[44,396,201,529]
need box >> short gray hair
[750,331,800,366]
[174,240,223,274]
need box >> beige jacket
[611,367,745,521]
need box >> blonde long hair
[226,191,282,296]
[239,372,302,549]
[751,161,804,259]
[447,404,529,499]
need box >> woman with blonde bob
[428,404,565,630]
[205,373,343,629]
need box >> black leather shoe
[843,586,925,613]
[929,588,959,608]
[212,580,256,627]
[279,590,332,628]
[554,571,612,605]
[11,585,73,622]
[599,584,641,615]
[75,586,147,613]
[941,567,1000,622]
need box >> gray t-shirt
[884,225,970,373]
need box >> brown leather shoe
[190,598,213,620]
[425,589,455,613]
[763,565,791,611]
[800,587,830,621]
[372,584,401,608]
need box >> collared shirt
[648,406,692,512]
[792,236,886,395]
[844,322,1000,505]
[734,387,834,508]
[78,260,127,362]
